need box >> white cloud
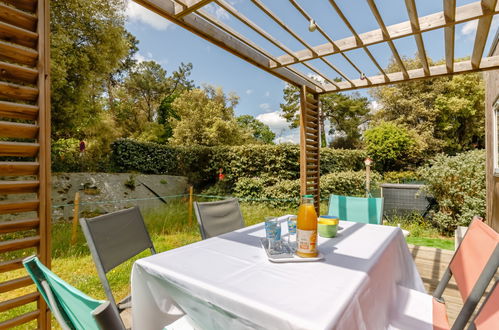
[245,89,253,95]
[259,103,271,112]
[307,73,325,84]
[126,1,171,31]
[134,53,147,63]
[205,3,230,20]
[275,131,300,144]
[265,91,270,97]
[369,100,381,113]
[461,20,478,36]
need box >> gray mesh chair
[79,206,156,317]
[193,198,245,239]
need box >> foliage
[236,115,275,144]
[52,137,113,172]
[51,0,132,139]
[233,171,380,206]
[382,171,420,183]
[370,56,485,155]
[418,150,486,233]
[110,139,367,187]
[169,86,252,146]
[280,84,371,148]
[363,122,420,172]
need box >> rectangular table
[131,218,430,330]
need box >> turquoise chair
[328,194,384,225]
[23,256,125,330]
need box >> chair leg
[433,268,452,301]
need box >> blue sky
[125,0,499,143]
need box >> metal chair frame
[80,206,156,317]
[193,198,245,239]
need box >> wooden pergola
[1,0,499,328]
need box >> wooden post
[299,86,321,214]
[71,192,80,245]
[188,186,193,226]
[366,165,371,197]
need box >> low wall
[0,173,188,222]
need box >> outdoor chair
[79,206,156,318]
[468,280,499,330]
[23,256,125,330]
[328,194,384,225]
[193,198,245,239]
[431,219,499,329]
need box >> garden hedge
[110,139,367,187]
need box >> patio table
[131,217,431,330]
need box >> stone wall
[1,173,188,222]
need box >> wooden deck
[408,244,462,324]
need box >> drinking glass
[287,215,297,251]
[264,217,282,254]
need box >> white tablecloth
[131,218,430,330]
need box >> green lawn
[1,200,453,328]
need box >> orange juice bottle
[296,195,318,258]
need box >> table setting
[131,196,428,330]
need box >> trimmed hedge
[110,139,367,187]
[233,171,380,206]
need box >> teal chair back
[328,194,384,225]
[23,256,123,330]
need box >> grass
[1,200,452,328]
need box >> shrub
[233,171,380,206]
[417,150,485,233]
[382,171,421,184]
[363,122,417,172]
[110,139,367,187]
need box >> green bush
[233,171,380,206]
[363,122,418,172]
[382,171,421,183]
[110,139,367,187]
[418,150,485,233]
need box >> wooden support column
[0,0,51,328]
[299,86,320,214]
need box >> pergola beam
[175,0,213,18]
[134,0,322,92]
[366,0,408,78]
[444,0,456,73]
[322,55,499,93]
[471,0,498,69]
[404,0,430,75]
[326,0,389,81]
[276,1,499,67]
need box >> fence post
[188,186,193,226]
[364,158,373,197]
[71,192,80,245]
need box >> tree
[236,115,275,144]
[169,86,252,146]
[51,0,133,139]
[370,56,484,154]
[363,122,420,172]
[280,84,370,148]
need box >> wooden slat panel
[0,21,38,48]
[0,257,27,273]
[0,292,39,313]
[0,218,40,235]
[0,200,39,215]
[1,0,37,13]
[0,3,37,31]
[0,121,38,139]
[0,161,39,175]
[0,80,38,101]
[0,310,40,329]
[0,39,37,66]
[0,181,39,194]
[0,60,38,84]
[0,141,39,157]
[0,235,39,253]
[0,275,32,293]
[0,100,38,120]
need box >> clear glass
[264,217,282,254]
[287,215,297,251]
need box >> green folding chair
[23,256,125,330]
[328,194,384,225]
